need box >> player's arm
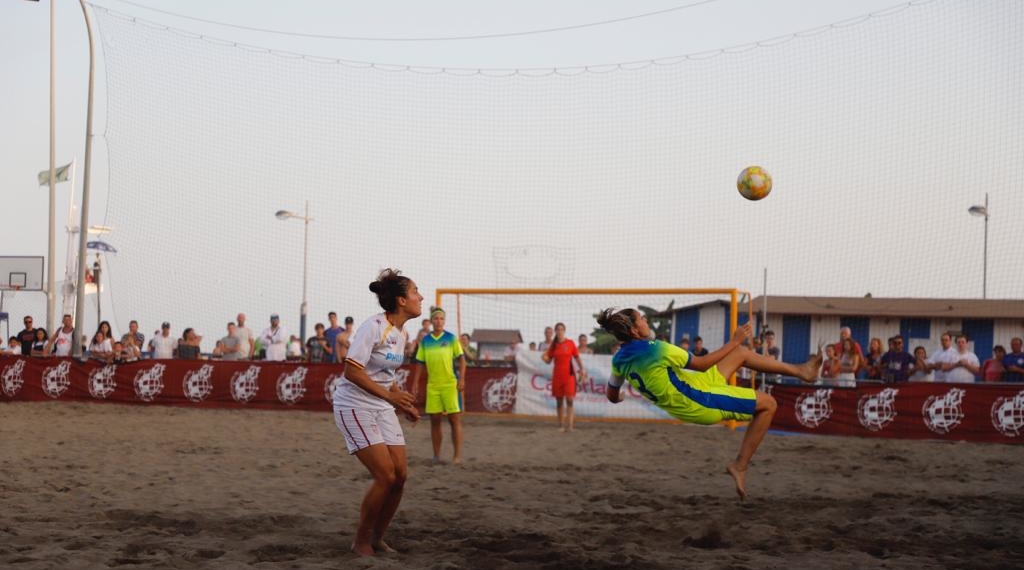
[457,354,467,391]
[572,343,587,379]
[43,332,57,353]
[606,373,626,404]
[687,323,753,372]
[343,359,418,418]
[408,361,425,397]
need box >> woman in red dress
[541,322,588,432]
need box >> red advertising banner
[4,357,1023,443]
[0,357,518,415]
[769,383,1024,443]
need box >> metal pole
[62,159,78,318]
[94,258,101,326]
[72,0,96,357]
[983,192,988,299]
[47,0,57,335]
[300,200,309,343]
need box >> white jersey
[333,313,408,411]
[260,325,288,362]
[926,347,959,383]
[151,334,178,359]
[52,327,74,356]
[945,351,980,383]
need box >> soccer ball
[737,166,772,201]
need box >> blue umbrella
[86,240,118,254]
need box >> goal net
[437,288,750,421]
[65,0,1024,356]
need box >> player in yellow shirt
[409,308,468,464]
[597,307,822,499]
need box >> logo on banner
[482,372,517,413]
[1,359,26,397]
[795,388,834,428]
[991,390,1024,437]
[922,388,965,435]
[858,388,899,431]
[42,361,72,399]
[133,363,166,402]
[183,364,215,403]
[230,366,261,403]
[323,374,344,403]
[276,367,307,405]
[88,365,118,399]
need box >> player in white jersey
[333,269,421,557]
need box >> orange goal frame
[435,287,754,390]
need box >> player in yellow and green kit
[409,308,468,464]
[597,308,822,500]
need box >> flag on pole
[38,162,73,186]
[86,240,118,254]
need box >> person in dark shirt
[17,316,38,356]
[1002,337,1024,383]
[306,322,329,363]
[880,335,915,383]
[691,336,710,357]
[177,328,202,360]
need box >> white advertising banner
[513,351,672,420]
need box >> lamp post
[968,193,989,299]
[275,201,313,343]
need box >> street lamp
[968,193,989,299]
[275,201,313,342]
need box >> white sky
[1,0,1021,343]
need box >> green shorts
[425,384,462,415]
[660,366,757,425]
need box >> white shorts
[334,407,405,454]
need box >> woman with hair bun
[597,307,822,500]
[332,269,423,557]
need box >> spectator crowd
[4,313,1023,384]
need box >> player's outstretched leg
[717,345,822,383]
[725,391,778,500]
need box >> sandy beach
[1,401,1022,570]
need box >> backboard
[0,256,44,291]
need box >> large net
[436,289,747,355]
[74,0,1024,344]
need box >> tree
[590,301,674,354]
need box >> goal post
[435,287,754,388]
[432,286,753,347]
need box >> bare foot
[559,425,567,433]
[797,346,824,383]
[452,457,463,465]
[371,539,397,554]
[725,464,748,500]
[351,542,375,557]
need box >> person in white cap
[260,314,288,362]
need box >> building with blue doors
[663,296,1024,376]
